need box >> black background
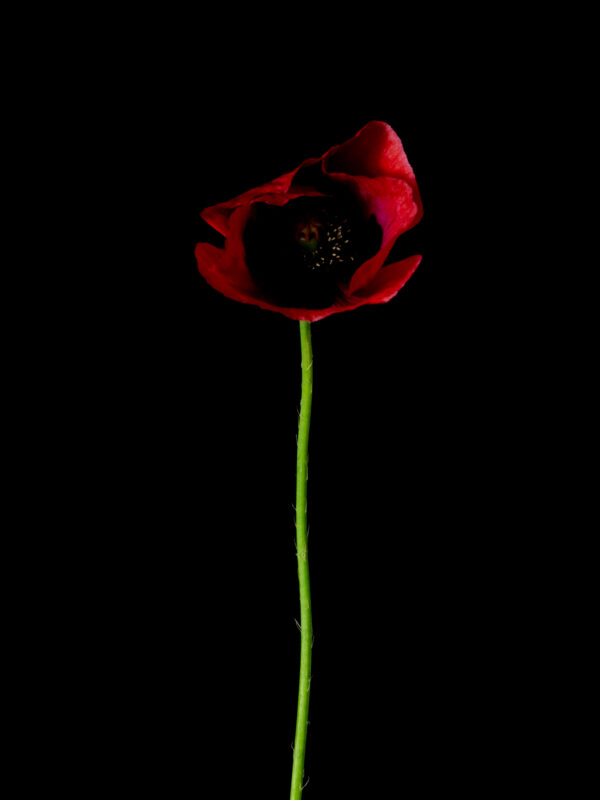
[30,16,576,798]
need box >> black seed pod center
[243,194,382,308]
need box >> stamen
[242,194,382,308]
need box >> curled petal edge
[201,158,322,236]
[340,255,422,310]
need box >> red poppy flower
[195,121,423,321]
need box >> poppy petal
[323,120,418,188]
[341,255,422,309]
[195,242,257,302]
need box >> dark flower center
[243,194,382,308]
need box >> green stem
[290,320,313,800]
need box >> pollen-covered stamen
[294,210,356,276]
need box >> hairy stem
[290,320,313,800]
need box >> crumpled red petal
[322,120,419,189]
